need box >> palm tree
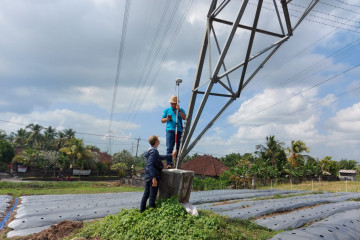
[0,130,7,140]
[63,128,76,140]
[13,128,29,147]
[54,131,66,150]
[43,126,57,150]
[287,140,310,167]
[59,138,90,170]
[26,124,43,148]
[255,135,285,168]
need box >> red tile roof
[99,152,112,164]
[14,147,25,155]
[181,155,230,177]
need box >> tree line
[1,127,359,183]
[0,125,141,177]
[209,135,359,189]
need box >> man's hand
[171,150,177,157]
[152,177,158,187]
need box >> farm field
[260,180,360,193]
[1,188,360,240]
[0,181,142,197]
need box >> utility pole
[135,137,140,158]
[177,0,320,168]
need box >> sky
[0,0,360,162]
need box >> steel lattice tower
[176,0,319,168]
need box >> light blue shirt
[162,107,186,131]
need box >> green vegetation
[1,126,359,192]
[76,197,277,240]
[0,135,15,171]
[0,125,149,179]
[0,181,142,197]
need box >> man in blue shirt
[161,96,186,168]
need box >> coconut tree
[338,159,358,170]
[286,140,310,167]
[43,126,57,150]
[255,135,285,168]
[26,124,44,148]
[54,131,66,150]
[13,128,29,147]
[63,128,76,140]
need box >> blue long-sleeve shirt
[144,147,172,179]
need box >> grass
[75,197,278,240]
[260,180,360,192]
[0,181,142,197]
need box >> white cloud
[2,109,139,137]
[187,2,208,25]
[66,85,169,113]
[326,102,360,135]
[93,0,116,7]
[227,87,322,127]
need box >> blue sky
[0,0,360,162]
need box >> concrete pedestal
[158,169,194,203]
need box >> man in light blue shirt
[161,96,186,168]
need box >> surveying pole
[174,78,182,166]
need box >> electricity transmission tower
[176,0,319,168]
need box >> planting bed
[3,190,360,239]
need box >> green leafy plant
[77,197,275,240]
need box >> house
[98,152,112,165]
[181,155,230,178]
[339,169,357,181]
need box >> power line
[250,84,360,128]
[319,1,360,15]
[254,1,360,34]
[122,0,182,130]
[289,2,360,24]
[244,37,360,107]
[289,6,360,30]
[107,0,132,153]
[124,0,172,115]
[195,54,360,140]
[194,1,360,135]
[222,63,360,128]
[123,0,194,130]
[333,0,360,8]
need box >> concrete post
[158,169,194,203]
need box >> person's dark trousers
[140,177,159,213]
[166,130,182,165]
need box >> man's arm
[179,109,186,120]
[176,105,186,120]
[161,109,171,123]
[161,116,171,123]
[158,153,172,162]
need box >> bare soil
[22,221,83,240]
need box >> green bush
[78,197,226,240]
[77,197,276,239]
[193,176,228,191]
